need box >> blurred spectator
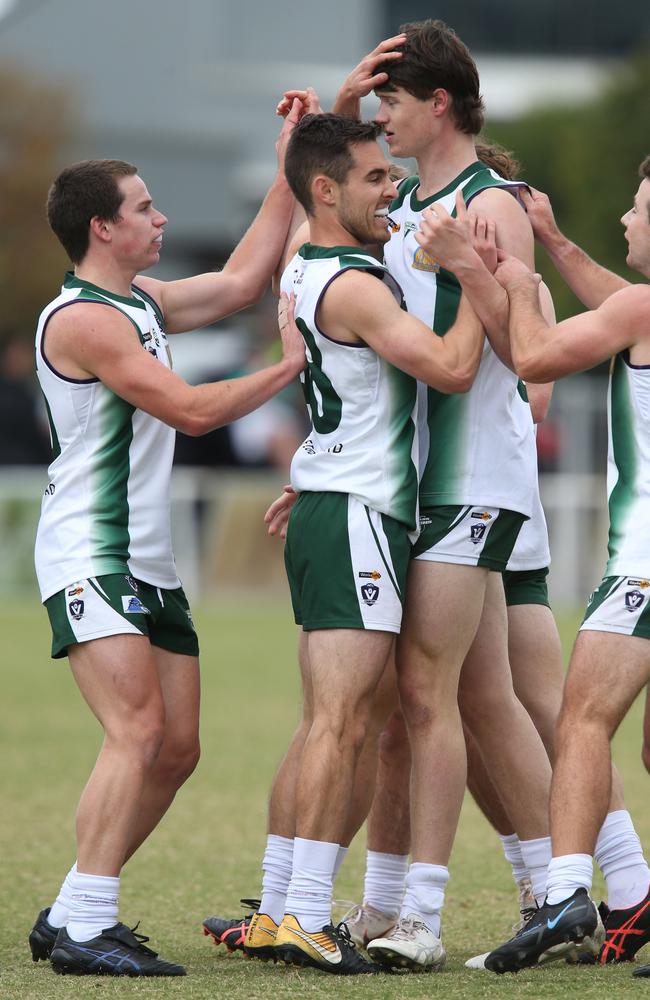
[0,334,50,464]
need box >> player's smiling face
[108,174,168,271]
[335,141,398,246]
[621,177,650,277]
[374,86,437,159]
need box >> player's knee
[377,711,410,765]
[158,736,201,788]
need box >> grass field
[1,597,649,999]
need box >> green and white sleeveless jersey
[34,273,180,601]
[281,244,419,530]
[606,351,650,577]
[384,162,536,517]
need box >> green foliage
[487,48,650,323]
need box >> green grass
[1,599,649,999]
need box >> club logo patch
[625,589,645,612]
[360,583,380,606]
[121,596,150,615]
[412,247,440,273]
[69,599,84,621]
[359,570,382,581]
[470,523,487,545]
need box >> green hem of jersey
[64,271,146,309]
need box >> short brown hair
[47,159,137,264]
[375,19,484,135]
[285,114,383,215]
[639,155,650,181]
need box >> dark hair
[285,114,383,214]
[476,139,520,180]
[640,155,650,181]
[47,159,137,264]
[375,19,484,135]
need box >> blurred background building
[0,0,649,604]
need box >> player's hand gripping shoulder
[331,33,406,117]
[519,186,563,252]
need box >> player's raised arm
[494,255,650,382]
[522,186,629,309]
[319,268,484,393]
[136,102,308,334]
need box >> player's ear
[89,216,112,243]
[430,88,451,118]
[313,175,337,207]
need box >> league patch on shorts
[121,595,150,614]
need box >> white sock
[545,854,593,905]
[595,810,650,910]
[48,861,77,928]
[363,850,408,917]
[499,834,529,885]
[258,834,293,925]
[400,862,449,936]
[519,836,552,906]
[333,846,348,879]
[66,871,120,942]
[284,837,339,932]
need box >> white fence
[0,465,609,610]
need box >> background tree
[0,66,72,341]
[489,48,650,322]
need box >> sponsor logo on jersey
[302,438,316,455]
[625,589,645,612]
[627,579,650,588]
[67,585,84,597]
[121,596,150,615]
[360,583,380,606]
[359,570,382,581]
[403,221,418,236]
[44,482,55,496]
[387,215,401,233]
[419,514,432,527]
[470,523,487,545]
[69,599,84,621]
[125,575,138,592]
[471,511,492,521]
[412,248,440,273]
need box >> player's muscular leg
[508,603,564,761]
[397,561,488,864]
[551,631,650,855]
[643,685,650,775]
[366,707,411,855]
[295,629,393,844]
[459,574,551,840]
[69,635,167,875]
[124,647,200,861]
[342,651,401,847]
